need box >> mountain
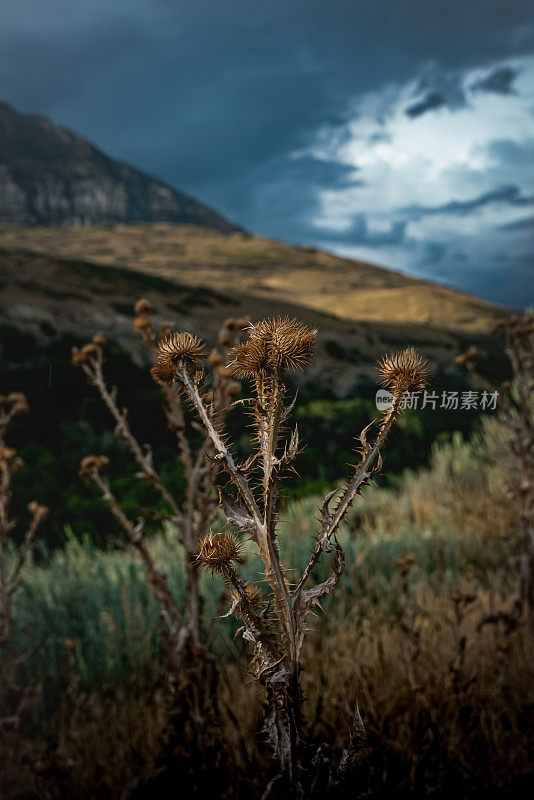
[0,102,240,232]
[0,237,509,396]
[0,222,508,334]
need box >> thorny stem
[83,354,182,521]
[91,470,184,632]
[0,407,46,714]
[179,366,263,528]
[294,394,402,598]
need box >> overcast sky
[1,0,533,307]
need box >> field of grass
[2,417,532,798]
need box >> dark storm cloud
[405,92,446,118]
[472,66,518,94]
[404,185,534,218]
[1,0,532,204]
[0,0,533,306]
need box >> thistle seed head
[377,347,430,395]
[208,348,225,367]
[134,298,154,316]
[7,392,29,416]
[150,360,177,386]
[229,316,317,376]
[133,313,153,333]
[151,332,206,385]
[229,340,270,377]
[92,333,107,349]
[0,445,17,465]
[79,455,110,481]
[197,532,244,575]
[28,501,49,521]
[230,585,264,619]
[71,342,101,366]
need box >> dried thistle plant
[152,316,429,795]
[0,393,48,729]
[72,305,249,784]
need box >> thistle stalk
[152,316,430,795]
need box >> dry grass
[0,223,507,332]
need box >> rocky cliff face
[0,102,241,232]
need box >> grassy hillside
[0,223,508,333]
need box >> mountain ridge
[0,101,241,232]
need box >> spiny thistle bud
[208,348,224,367]
[151,332,205,385]
[377,347,430,396]
[28,501,49,521]
[92,332,107,349]
[230,340,270,377]
[150,359,176,386]
[224,316,251,332]
[230,317,317,376]
[197,532,244,575]
[134,298,154,316]
[0,445,17,465]
[454,345,478,368]
[71,343,100,366]
[79,455,110,481]
[133,313,153,332]
[7,392,29,416]
[230,585,264,620]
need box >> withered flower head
[224,316,251,332]
[71,343,100,366]
[377,347,430,396]
[229,585,263,619]
[133,313,153,332]
[197,532,244,575]
[0,445,17,465]
[229,316,317,376]
[151,332,205,385]
[92,332,107,349]
[7,392,29,416]
[268,317,317,371]
[454,345,478,368]
[134,298,154,316]
[79,455,110,481]
[150,360,177,386]
[28,501,49,521]
[208,348,224,367]
[229,340,270,377]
